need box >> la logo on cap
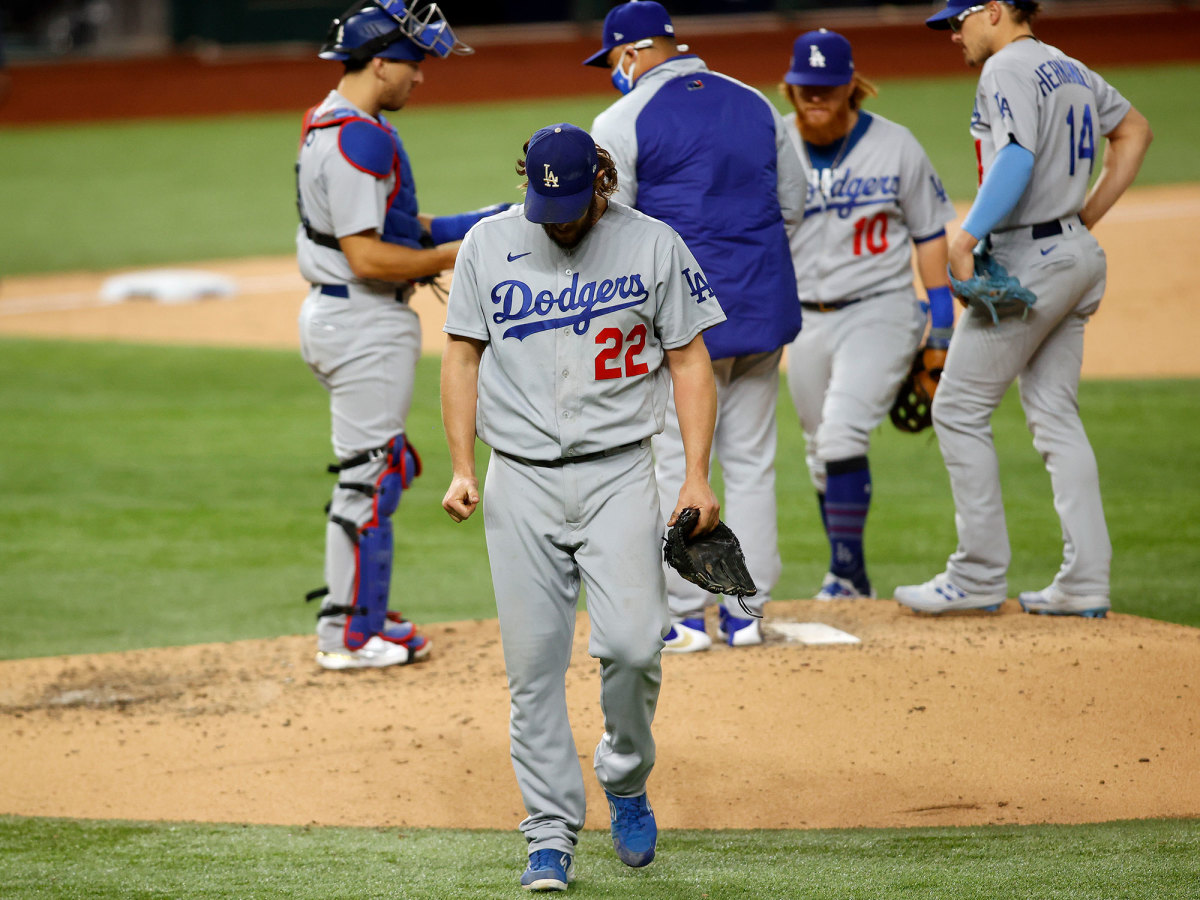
[543,164,559,188]
[809,45,826,68]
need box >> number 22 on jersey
[595,325,650,380]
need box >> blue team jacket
[592,56,802,360]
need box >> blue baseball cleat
[521,849,574,891]
[605,790,657,867]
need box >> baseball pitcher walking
[895,0,1152,616]
[440,124,722,891]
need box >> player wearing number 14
[895,1,1152,616]
[778,29,956,601]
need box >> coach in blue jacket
[587,1,805,652]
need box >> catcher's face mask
[320,0,473,64]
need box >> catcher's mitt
[663,507,758,614]
[950,249,1037,324]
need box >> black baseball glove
[949,249,1037,324]
[890,326,951,434]
[663,507,758,615]
[890,350,935,433]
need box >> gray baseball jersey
[444,202,725,459]
[783,110,956,302]
[972,40,1130,227]
[444,200,724,854]
[932,38,1133,600]
[296,88,426,661]
[296,90,395,290]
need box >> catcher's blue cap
[926,0,1023,30]
[523,124,599,225]
[582,1,676,67]
[785,29,854,87]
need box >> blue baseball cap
[582,1,676,67]
[926,1,1019,30]
[784,29,854,87]
[523,124,599,224]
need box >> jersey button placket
[554,317,582,456]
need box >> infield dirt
[2,8,1198,834]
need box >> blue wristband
[927,285,954,331]
[961,141,1034,239]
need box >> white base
[769,622,861,645]
[99,269,237,304]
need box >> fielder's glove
[949,249,1036,324]
[663,507,758,615]
[890,351,935,433]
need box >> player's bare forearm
[340,231,460,283]
[440,335,485,522]
[948,227,980,284]
[915,235,950,293]
[1081,107,1153,230]
[665,335,720,535]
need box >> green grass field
[1,815,1198,899]
[1,63,1197,275]
[3,60,1198,900]
[2,338,1198,661]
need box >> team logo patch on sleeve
[686,79,705,91]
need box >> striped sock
[824,456,871,593]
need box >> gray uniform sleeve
[653,230,726,349]
[774,105,806,228]
[896,128,955,240]
[592,102,641,207]
[444,227,490,340]
[326,150,390,239]
[1090,68,1133,136]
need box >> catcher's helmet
[319,1,471,64]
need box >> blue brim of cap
[784,71,853,87]
[524,186,594,225]
[582,47,610,67]
[925,8,957,29]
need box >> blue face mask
[611,51,638,95]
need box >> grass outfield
[1,337,1197,661]
[1,815,1197,899]
[0,63,1196,275]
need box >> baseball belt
[315,283,411,304]
[495,438,647,468]
[800,298,863,312]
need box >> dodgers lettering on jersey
[805,167,903,220]
[783,111,955,303]
[490,271,649,340]
[444,202,725,460]
[971,40,1131,229]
